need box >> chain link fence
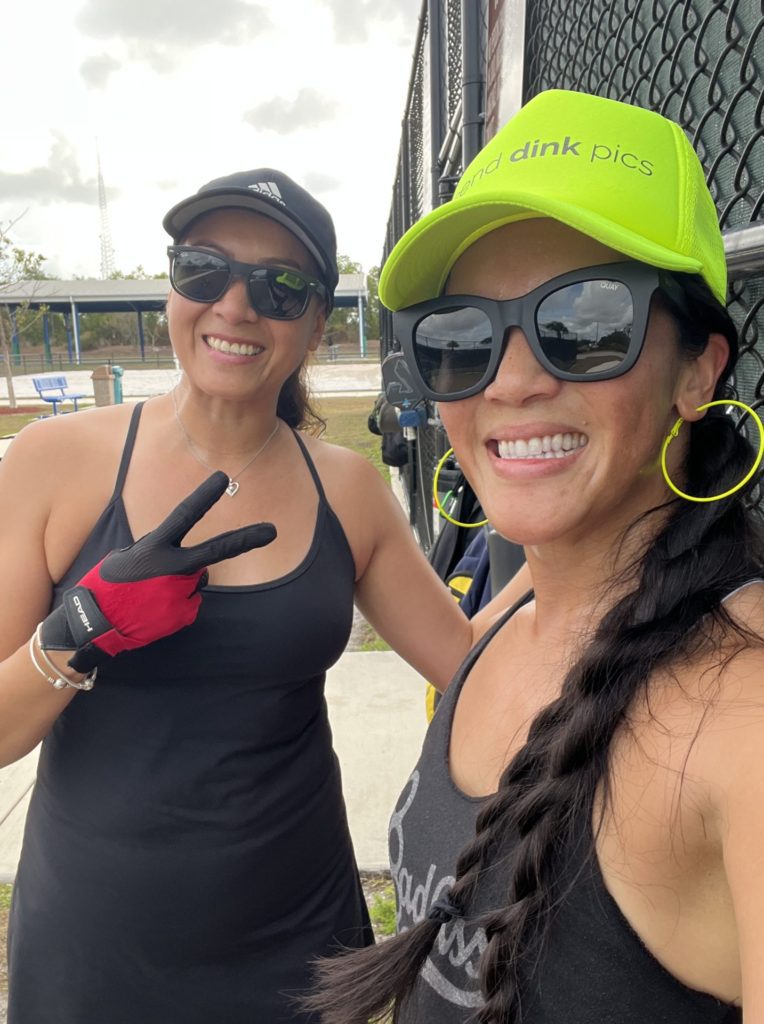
[525,0,763,427]
[381,1,486,549]
[382,0,763,551]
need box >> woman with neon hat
[0,169,481,1022]
[307,90,761,1022]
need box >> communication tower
[97,147,116,278]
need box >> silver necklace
[171,387,280,497]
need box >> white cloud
[323,0,421,43]
[0,137,98,205]
[302,171,342,194]
[76,0,271,47]
[244,88,339,134]
[80,53,122,88]
[1,0,422,277]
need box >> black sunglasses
[167,245,329,321]
[393,261,685,402]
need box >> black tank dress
[392,593,741,1023]
[8,403,372,1024]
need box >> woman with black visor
[308,90,764,1022]
[0,169,491,1022]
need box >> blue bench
[32,375,87,415]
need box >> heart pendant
[226,479,240,497]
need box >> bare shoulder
[297,432,393,502]
[670,587,764,811]
[665,581,764,723]
[722,578,764,632]
[0,404,137,520]
[2,403,133,470]
[470,561,533,641]
[703,580,764,713]
[296,432,410,577]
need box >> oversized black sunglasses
[393,261,686,402]
[167,245,329,321]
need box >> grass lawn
[367,880,397,938]
[314,396,392,651]
[314,394,388,482]
[0,406,51,435]
[0,396,387,471]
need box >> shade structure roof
[0,273,368,314]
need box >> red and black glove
[40,471,276,673]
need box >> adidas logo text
[248,181,286,206]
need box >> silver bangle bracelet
[30,626,97,691]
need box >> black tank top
[9,402,372,1024]
[392,593,741,1023]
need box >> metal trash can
[91,365,115,407]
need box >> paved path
[0,361,382,403]
[0,749,37,884]
[0,650,426,881]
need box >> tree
[75,265,170,354]
[336,254,362,275]
[365,265,380,342]
[541,320,568,338]
[109,265,169,282]
[0,218,48,408]
[324,253,363,351]
[323,255,382,355]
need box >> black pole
[401,127,412,230]
[427,0,445,206]
[137,310,146,360]
[461,0,484,165]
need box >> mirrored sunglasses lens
[536,280,634,375]
[248,268,309,319]
[413,306,493,395]
[172,251,229,302]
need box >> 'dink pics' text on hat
[457,137,654,197]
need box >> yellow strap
[448,574,473,598]
[425,683,439,722]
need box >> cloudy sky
[2,0,422,280]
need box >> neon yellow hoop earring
[661,399,764,503]
[432,448,489,528]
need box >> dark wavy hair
[277,366,326,434]
[276,250,328,434]
[304,274,764,1023]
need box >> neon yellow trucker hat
[379,90,727,310]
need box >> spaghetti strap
[459,588,534,675]
[108,402,145,504]
[291,428,327,503]
[722,578,764,602]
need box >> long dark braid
[305,277,764,1024]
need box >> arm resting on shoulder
[696,596,764,1015]
[351,463,472,692]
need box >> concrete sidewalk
[0,650,427,882]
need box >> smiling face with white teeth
[438,219,712,553]
[166,208,326,407]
